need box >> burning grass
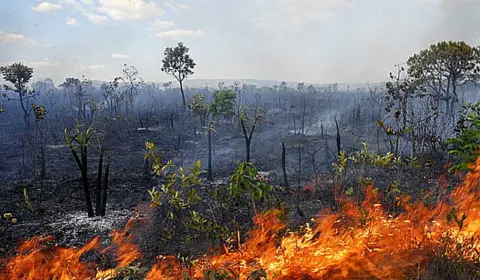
[3,157,480,279]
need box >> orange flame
[95,218,142,279]
[3,158,480,279]
[1,236,100,280]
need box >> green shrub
[448,101,480,171]
[145,142,229,242]
[228,161,276,215]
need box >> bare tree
[100,77,122,117]
[121,64,143,116]
[60,76,91,123]
[236,92,267,162]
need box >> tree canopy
[407,41,480,121]
[210,89,236,120]
[0,63,34,94]
[0,62,35,127]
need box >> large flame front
[3,158,480,279]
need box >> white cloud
[32,2,63,12]
[66,17,80,26]
[59,0,107,24]
[164,2,177,11]
[276,0,351,13]
[153,29,203,39]
[59,0,77,4]
[31,60,52,68]
[59,0,83,9]
[178,4,190,10]
[112,53,130,59]
[150,19,174,29]
[61,0,176,26]
[73,64,106,74]
[85,13,109,24]
[30,59,62,69]
[163,1,189,12]
[0,31,35,45]
[87,64,105,71]
[97,0,164,21]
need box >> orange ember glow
[3,158,480,279]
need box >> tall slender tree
[236,93,267,162]
[121,64,143,116]
[0,63,35,129]
[161,42,196,110]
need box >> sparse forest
[1,40,480,279]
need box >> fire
[0,218,142,280]
[95,219,142,279]
[0,236,100,279]
[3,158,480,279]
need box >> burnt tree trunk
[241,118,255,163]
[70,145,95,218]
[19,92,30,130]
[281,141,288,188]
[143,157,150,176]
[95,147,104,216]
[169,112,175,129]
[207,127,213,180]
[334,116,341,156]
[81,146,94,217]
[175,132,183,150]
[179,79,186,110]
[100,161,110,216]
[245,138,251,162]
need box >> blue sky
[0,0,479,85]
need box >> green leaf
[346,187,354,196]
[194,160,201,171]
